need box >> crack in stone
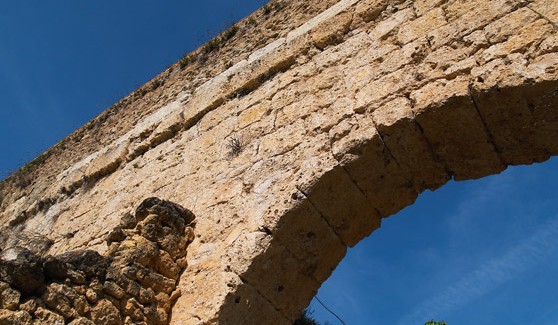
[468,84,507,168]
[294,186,347,247]
[236,274,292,323]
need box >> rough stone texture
[0,0,557,324]
[0,198,194,324]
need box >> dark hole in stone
[307,232,316,239]
[277,285,284,293]
[235,297,241,304]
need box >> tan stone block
[355,65,418,112]
[296,155,381,247]
[397,8,447,44]
[0,310,33,325]
[483,7,539,44]
[272,200,347,282]
[85,141,129,181]
[237,102,270,130]
[369,8,415,40]
[481,20,555,63]
[530,0,558,23]
[310,11,352,50]
[371,38,430,79]
[411,77,505,180]
[428,0,517,48]
[472,68,558,165]
[353,0,388,25]
[217,282,290,325]
[372,97,450,192]
[331,115,418,217]
[237,240,320,320]
[413,0,448,16]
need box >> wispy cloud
[398,214,558,325]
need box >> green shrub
[293,308,320,325]
[425,320,447,325]
[203,37,222,54]
[179,55,191,69]
[222,24,238,42]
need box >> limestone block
[481,19,555,63]
[331,115,418,217]
[272,200,347,282]
[90,299,122,325]
[296,155,381,247]
[237,102,270,130]
[353,0,388,25]
[483,7,538,44]
[411,77,505,180]
[369,8,415,40]
[235,239,320,320]
[217,282,290,325]
[530,0,558,22]
[471,57,558,165]
[84,140,128,182]
[413,0,447,16]
[355,65,418,112]
[0,309,33,325]
[375,38,430,76]
[371,97,450,192]
[397,7,447,44]
[310,11,352,50]
[0,282,20,310]
[34,307,66,325]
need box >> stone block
[272,200,347,282]
[331,115,419,217]
[397,7,447,44]
[372,97,450,192]
[411,77,505,180]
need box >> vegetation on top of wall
[425,321,448,325]
[293,308,320,325]
[263,1,286,15]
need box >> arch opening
[309,157,558,324]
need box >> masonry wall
[0,0,557,324]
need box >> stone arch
[0,0,556,324]
[215,76,558,324]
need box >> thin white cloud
[398,215,558,325]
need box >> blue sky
[1,2,557,325]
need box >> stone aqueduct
[0,0,556,323]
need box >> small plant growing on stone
[179,55,191,69]
[226,136,243,158]
[221,24,238,42]
[203,37,222,54]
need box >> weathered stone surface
[0,283,19,311]
[0,198,194,324]
[0,309,33,325]
[0,0,556,324]
[34,307,65,325]
[0,248,45,297]
[90,299,122,325]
